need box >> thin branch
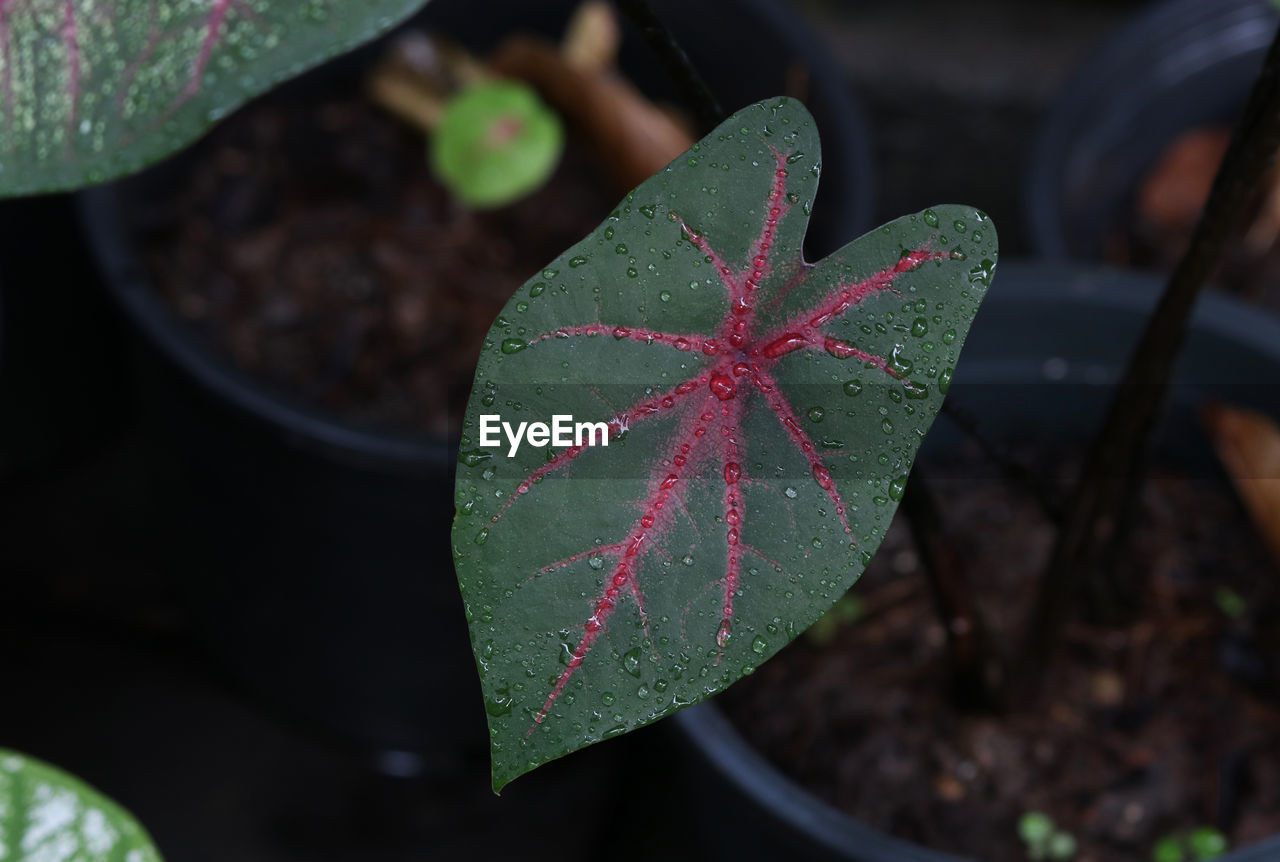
[901,468,1005,711]
[1019,24,1280,677]
[941,400,1063,523]
[612,0,724,133]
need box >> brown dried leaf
[1137,127,1232,237]
[488,36,694,193]
[562,1,621,74]
[1203,402,1280,568]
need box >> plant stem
[901,469,1004,711]
[941,400,1063,523]
[1019,24,1280,675]
[612,0,725,132]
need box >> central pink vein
[497,146,944,734]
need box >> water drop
[888,474,908,501]
[903,380,930,400]
[751,636,767,655]
[485,689,513,717]
[623,647,644,678]
[968,259,996,287]
[889,345,913,375]
[501,338,527,355]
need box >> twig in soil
[941,400,1063,523]
[612,0,725,132]
[900,467,1005,712]
[1019,25,1280,681]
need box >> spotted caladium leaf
[0,748,163,860]
[452,97,998,791]
[0,0,429,196]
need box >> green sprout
[431,80,565,209]
[1214,586,1247,621]
[1019,811,1077,861]
[1153,826,1230,862]
[804,591,865,647]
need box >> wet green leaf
[0,748,162,860]
[0,0,430,196]
[451,97,998,790]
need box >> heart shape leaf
[0,0,429,196]
[452,97,998,790]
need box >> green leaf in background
[0,748,162,861]
[452,96,998,790]
[0,0,430,197]
[432,80,564,209]
[1188,827,1229,860]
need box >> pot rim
[74,0,875,470]
[675,260,1280,862]
[1024,0,1279,259]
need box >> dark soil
[129,74,616,438]
[722,445,1280,862]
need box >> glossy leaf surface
[0,0,429,196]
[0,748,163,860]
[451,97,998,790]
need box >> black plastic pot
[76,0,876,767]
[0,197,132,482]
[674,260,1280,862]
[1025,0,1279,260]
